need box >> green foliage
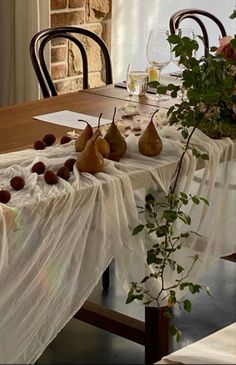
[127,192,212,342]
[150,33,236,139]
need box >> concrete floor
[37,258,236,364]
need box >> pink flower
[217,36,236,60]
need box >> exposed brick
[51,38,67,46]
[51,11,84,27]
[55,77,83,94]
[51,64,67,80]
[86,0,110,22]
[69,0,85,8]
[51,47,67,63]
[51,0,67,10]
[68,24,103,77]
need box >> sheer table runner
[0,131,235,363]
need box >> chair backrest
[30,27,113,98]
[169,9,227,56]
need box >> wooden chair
[169,9,227,56]
[30,27,112,290]
[29,26,113,98]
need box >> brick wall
[50,0,112,94]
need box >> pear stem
[112,107,117,124]
[77,119,90,126]
[151,109,159,123]
[98,113,102,129]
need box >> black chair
[30,26,113,98]
[169,9,227,56]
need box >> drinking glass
[126,64,149,96]
[172,28,196,72]
[146,29,171,99]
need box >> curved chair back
[30,27,113,98]
[169,9,227,56]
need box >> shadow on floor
[37,258,236,364]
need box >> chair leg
[102,266,110,291]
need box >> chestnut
[10,176,25,191]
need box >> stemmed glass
[146,29,171,99]
[172,28,196,73]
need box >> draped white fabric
[111,0,236,82]
[116,126,236,304]
[156,322,236,364]
[0,0,50,107]
[0,131,235,362]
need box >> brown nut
[57,166,70,181]
[64,158,76,171]
[60,135,71,144]
[32,161,46,175]
[0,189,11,204]
[10,176,25,191]
[34,140,45,150]
[44,170,58,185]
[42,133,56,146]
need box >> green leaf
[183,299,192,313]
[156,225,169,237]
[180,192,188,199]
[147,253,163,266]
[201,153,209,160]
[192,196,200,205]
[169,324,178,336]
[146,222,155,229]
[199,197,209,205]
[168,34,181,44]
[181,129,189,139]
[145,194,155,205]
[177,264,184,274]
[176,329,182,342]
[163,210,178,222]
[132,224,144,235]
[229,10,236,19]
[163,308,172,318]
[189,283,202,294]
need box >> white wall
[111,0,236,82]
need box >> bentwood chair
[169,9,227,56]
[30,26,113,98]
[30,27,112,290]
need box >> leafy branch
[126,33,222,342]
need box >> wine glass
[172,28,196,73]
[146,29,171,99]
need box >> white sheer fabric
[156,322,236,364]
[111,0,236,82]
[0,132,235,362]
[0,0,50,107]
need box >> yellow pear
[76,136,104,174]
[104,107,127,158]
[86,113,110,157]
[138,111,163,156]
[75,120,93,152]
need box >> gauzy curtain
[0,0,50,107]
[111,0,236,82]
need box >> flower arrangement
[126,11,236,346]
[150,11,236,139]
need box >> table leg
[145,306,169,364]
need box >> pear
[138,110,163,156]
[75,120,93,152]
[76,135,104,174]
[104,107,127,158]
[86,113,110,157]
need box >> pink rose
[217,35,236,60]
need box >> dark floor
[37,257,236,364]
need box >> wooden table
[0,89,169,364]
[1,87,234,364]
